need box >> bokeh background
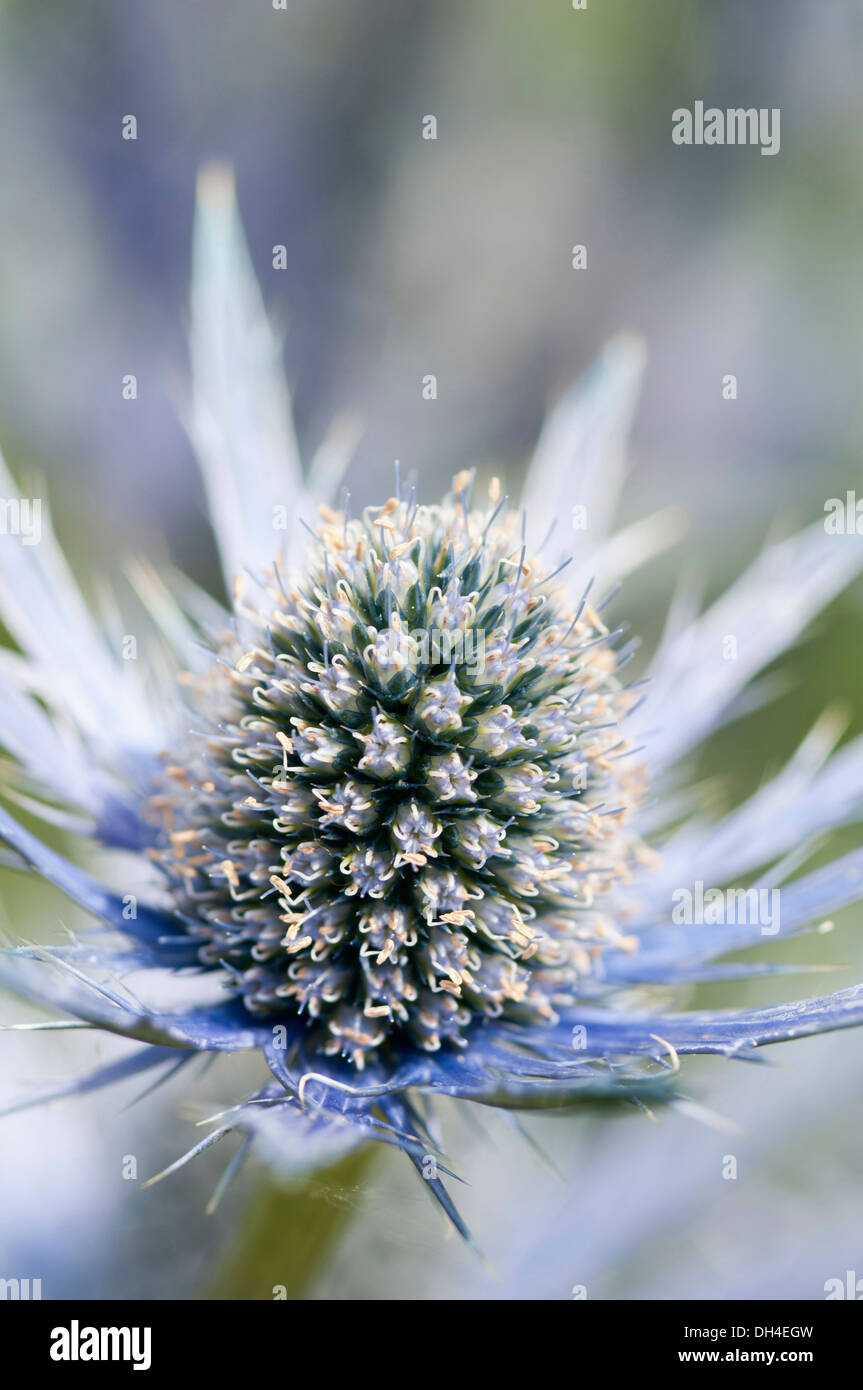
[2,0,863,1299]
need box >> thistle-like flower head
[155,480,642,1068]
[3,168,863,1242]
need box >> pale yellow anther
[170,828,200,846]
[397,851,427,869]
[219,859,240,890]
[452,469,472,497]
[440,910,475,927]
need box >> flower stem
[206,1146,376,1300]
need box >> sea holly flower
[3,168,863,1243]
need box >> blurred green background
[1,0,863,1300]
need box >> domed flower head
[154,474,649,1074]
[3,168,863,1239]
